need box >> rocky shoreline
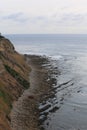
[10,55,59,130]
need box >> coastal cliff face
[0,36,30,130]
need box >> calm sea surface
[5,34,87,56]
[6,34,87,130]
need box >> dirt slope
[0,36,30,130]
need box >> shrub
[4,65,30,89]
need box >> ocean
[5,34,87,56]
[6,34,87,130]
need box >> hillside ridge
[0,36,30,130]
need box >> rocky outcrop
[0,36,30,130]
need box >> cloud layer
[0,0,87,34]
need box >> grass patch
[4,65,30,89]
[0,89,12,110]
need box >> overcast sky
[1,0,87,34]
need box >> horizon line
[4,33,87,35]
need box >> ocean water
[6,34,87,130]
[5,34,87,56]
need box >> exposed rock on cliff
[0,36,30,130]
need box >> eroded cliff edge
[0,36,30,130]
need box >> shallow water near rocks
[39,55,87,130]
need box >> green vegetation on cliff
[4,65,30,89]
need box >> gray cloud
[51,12,87,26]
[61,13,85,21]
[3,12,29,23]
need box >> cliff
[0,36,30,130]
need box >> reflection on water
[39,54,87,130]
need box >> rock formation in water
[0,36,30,130]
